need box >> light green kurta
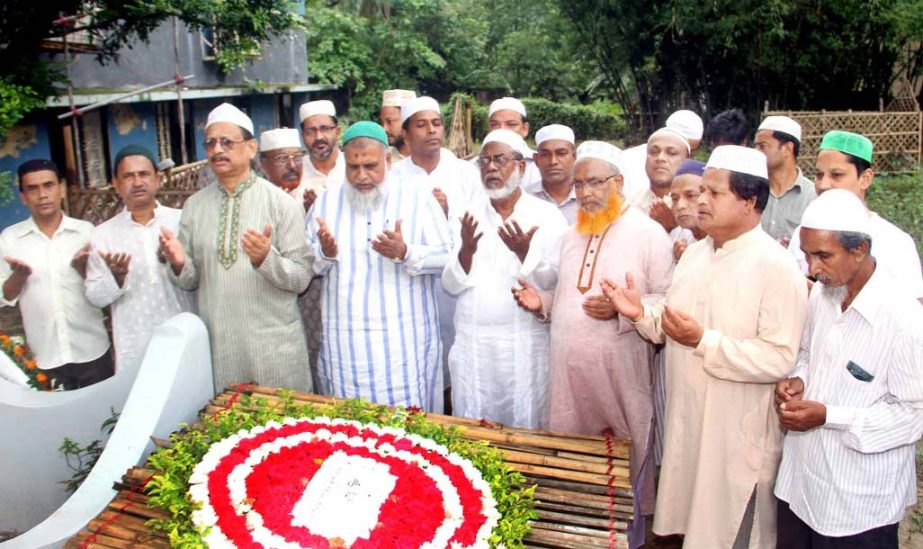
[171,174,313,393]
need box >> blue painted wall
[106,103,159,170]
[250,95,279,138]
[0,118,54,230]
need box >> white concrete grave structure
[0,313,214,549]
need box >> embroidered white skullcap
[647,127,691,154]
[666,110,704,141]
[299,100,336,123]
[481,129,531,158]
[382,89,417,108]
[206,103,254,134]
[800,189,870,234]
[259,128,302,152]
[535,124,575,146]
[488,97,527,118]
[576,140,623,173]
[401,96,441,123]
[706,145,768,179]
[758,115,802,143]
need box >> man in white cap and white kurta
[299,99,345,212]
[526,124,579,224]
[513,140,673,549]
[753,115,816,244]
[486,97,541,187]
[160,102,313,394]
[259,128,307,207]
[380,89,416,162]
[773,189,923,549]
[604,145,808,548]
[621,110,704,199]
[628,128,691,234]
[443,129,567,429]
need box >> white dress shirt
[0,216,109,370]
[85,205,196,372]
[392,149,483,220]
[775,268,923,536]
[293,151,345,205]
[788,211,923,299]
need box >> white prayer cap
[488,97,527,118]
[382,89,416,108]
[758,115,802,143]
[401,96,441,123]
[576,140,623,173]
[647,127,691,154]
[206,103,254,134]
[299,100,337,123]
[535,124,575,146]
[666,110,704,141]
[481,129,531,158]
[706,145,768,179]
[259,128,302,152]
[800,189,870,235]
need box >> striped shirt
[306,179,452,412]
[775,267,923,536]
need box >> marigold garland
[0,333,48,390]
[145,395,537,549]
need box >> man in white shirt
[526,124,578,224]
[443,130,567,428]
[298,99,346,212]
[1,159,112,389]
[628,128,690,232]
[85,146,195,373]
[774,189,923,549]
[486,97,542,188]
[621,110,703,199]
[306,121,451,412]
[259,128,307,208]
[787,130,923,303]
[380,89,416,162]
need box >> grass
[867,173,923,259]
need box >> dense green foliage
[145,394,537,548]
[305,0,596,119]
[868,174,923,258]
[556,0,923,130]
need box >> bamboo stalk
[501,448,630,477]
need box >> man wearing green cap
[787,130,923,303]
[306,121,452,412]
[85,145,195,373]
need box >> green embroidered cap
[819,130,873,163]
[342,121,389,147]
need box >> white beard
[345,178,387,211]
[485,169,521,200]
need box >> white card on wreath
[291,451,397,545]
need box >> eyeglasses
[303,125,338,136]
[266,152,307,166]
[572,175,615,191]
[477,154,518,168]
[204,137,249,151]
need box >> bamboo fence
[66,385,633,549]
[761,110,921,175]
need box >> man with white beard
[305,121,452,412]
[443,130,567,428]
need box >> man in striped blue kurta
[774,189,923,549]
[305,121,452,412]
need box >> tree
[557,0,923,130]
[0,0,305,136]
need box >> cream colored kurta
[635,226,807,549]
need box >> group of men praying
[2,91,922,549]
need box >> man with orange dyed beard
[513,141,674,549]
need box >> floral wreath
[145,395,536,548]
[0,333,49,390]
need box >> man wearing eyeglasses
[259,128,308,209]
[160,103,313,395]
[442,130,567,429]
[298,100,345,212]
[513,141,674,549]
